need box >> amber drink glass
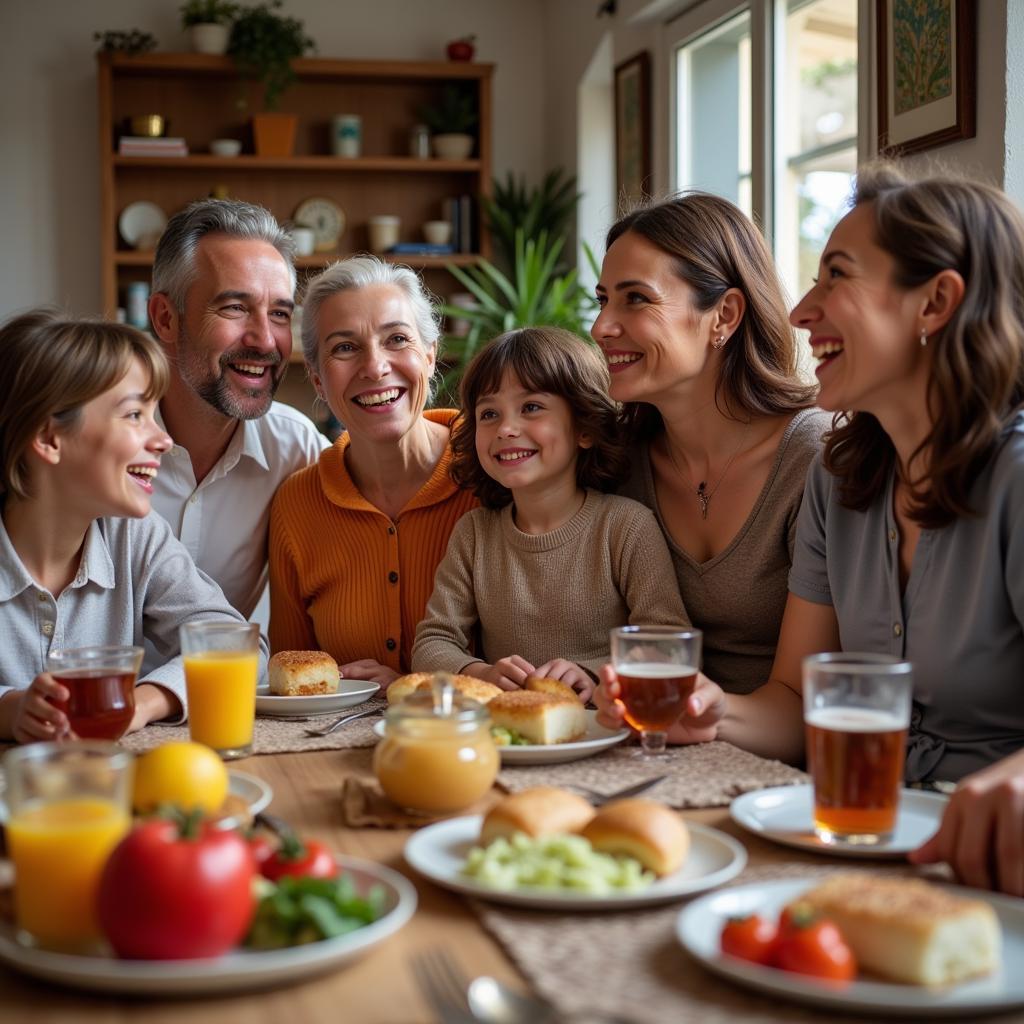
[46,645,144,741]
[803,652,912,846]
[611,627,702,756]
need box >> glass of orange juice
[4,741,132,951]
[180,621,260,759]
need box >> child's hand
[11,673,74,744]
[339,659,401,688]
[467,656,536,690]
[535,659,595,704]
[594,664,630,732]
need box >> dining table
[1,733,1020,1024]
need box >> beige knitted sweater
[411,490,690,677]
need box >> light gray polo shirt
[0,511,267,723]
[789,414,1024,782]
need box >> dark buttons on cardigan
[893,623,903,638]
[388,571,399,584]
[388,526,396,535]
[386,638,397,651]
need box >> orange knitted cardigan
[268,410,477,672]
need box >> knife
[584,775,669,806]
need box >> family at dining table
[1,160,1023,896]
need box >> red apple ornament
[447,35,476,62]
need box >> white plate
[0,770,269,828]
[0,856,416,996]
[118,200,167,248]
[729,785,946,858]
[677,878,1024,1017]
[255,679,380,718]
[372,709,629,765]
[404,814,746,910]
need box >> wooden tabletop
[0,746,829,1024]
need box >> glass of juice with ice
[180,621,260,759]
[4,741,132,951]
[45,644,144,740]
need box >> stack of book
[444,194,475,253]
[118,136,189,157]
[389,242,455,256]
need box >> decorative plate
[293,197,345,252]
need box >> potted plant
[180,0,239,55]
[228,0,315,156]
[418,84,478,161]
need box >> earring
[920,328,928,348]
[712,335,726,350]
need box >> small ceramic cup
[368,215,401,253]
[290,226,316,257]
[210,138,242,157]
[423,220,452,246]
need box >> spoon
[468,976,634,1024]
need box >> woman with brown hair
[667,165,1024,894]
[591,192,828,694]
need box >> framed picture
[614,51,651,205]
[876,0,976,155]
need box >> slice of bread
[268,651,339,696]
[387,672,502,706]
[524,675,584,703]
[487,690,587,745]
[480,786,595,845]
[793,873,1001,985]
[581,798,689,876]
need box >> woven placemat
[473,862,952,1024]
[118,698,386,756]
[497,741,807,809]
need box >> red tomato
[261,833,339,882]
[775,917,856,982]
[446,36,475,61]
[248,833,277,870]
[98,818,255,959]
[720,914,778,965]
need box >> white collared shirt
[151,401,329,618]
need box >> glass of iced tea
[610,626,702,756]
[803,652,913,846]
[45,645,144,741]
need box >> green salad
[491,726,532,746]
[462,833,654,894]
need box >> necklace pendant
[696,482,709,519]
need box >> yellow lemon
[132,741,229,815]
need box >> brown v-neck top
[621,407,830,693]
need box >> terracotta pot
[252,113,297,157]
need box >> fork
[567,775,669,806]
[303,705,377,737]
[411,948,476,1024]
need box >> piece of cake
[792,873,1002,985]
[268,651,339,696]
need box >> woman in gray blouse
[689,165,1024,895]
[591,192,829,693]
[0,311,258,743]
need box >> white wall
[0,0,546,319]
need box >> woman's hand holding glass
[3,675,75,744]
[594,663,724,743]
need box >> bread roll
[793,873,1001,985]
[525,675,584,703]
[488,690,587,744]
[268,651,339,696]
[581,798,689,877]
[387,672,502,706]
[480,786,595,845]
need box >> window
[669,0,858,301]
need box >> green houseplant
[480,168,581,272]
[418,84,478,160]
[435,230,599,403]
[181,0,239,54]
[228,1,314,154]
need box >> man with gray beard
[148,199,328,619]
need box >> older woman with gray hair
[268,256,477,686]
